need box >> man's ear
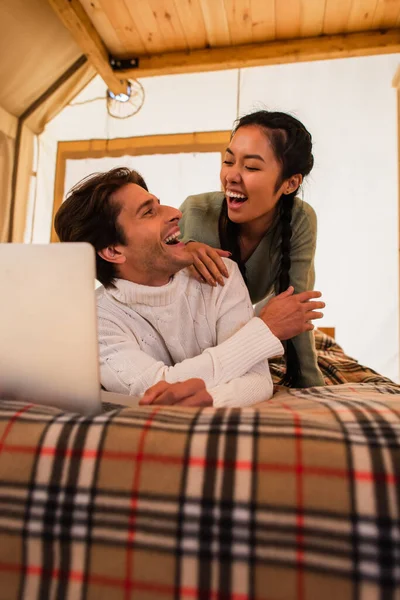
[284,174,303,195]
[97,246,126,264]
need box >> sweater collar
[106,270,187,307]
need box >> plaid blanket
[1,382,400,600]
[270,329,398,387]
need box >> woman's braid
[219,111,314,386]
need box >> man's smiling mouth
[163,231,181,245]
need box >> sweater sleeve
[98,262,283,404]
[208,261,282,406]
[179,193,222,247]
[208,361,274,408]
[289,202,324,387]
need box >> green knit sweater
[179,191,324,388]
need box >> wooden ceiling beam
[118,29,400,78]
[46,0,126,94]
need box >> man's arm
[207,360,273,407]
[139,363,272,408]
[98,314,279,398]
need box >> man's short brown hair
[54,167,148,287]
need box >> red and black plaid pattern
[270,329,399,387]
[1,382,400,600]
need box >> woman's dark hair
[218,110,314,386]
[54,167,148,287]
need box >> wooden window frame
[51,130,230,241]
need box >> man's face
[110,183,193,285]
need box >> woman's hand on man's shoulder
[185,241,231,287]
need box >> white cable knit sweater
[96,258,284,408]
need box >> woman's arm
[179,193,231,286]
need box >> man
[55,167,324,408]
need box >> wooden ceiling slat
[145,0,190,51]
[224,0,253,45]
[123,0,166,53]
[97,0,147,55]
[198,0,231,46]
[74,0,400,58]
[299,0,326,38]
[323,0,353,34]
[275,0,302,39]
[172,0,208,50]
[45,0,400,94]
[79,0,124,55]
[372,0,400,28]
[346,0,380,31]
[250,0,275,42]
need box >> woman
[179,110,324,387]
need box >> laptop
[0,243,137,415]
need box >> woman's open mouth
[226,191,248,209]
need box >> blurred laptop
[0,243,137,415]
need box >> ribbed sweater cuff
[216,317,283,379]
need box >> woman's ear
[98,246,126,264]
[284,174,303,195]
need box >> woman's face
[220,125,288,225]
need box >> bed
[271,328,399,388]
[0,330,399,600]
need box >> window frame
[51,130,230,241]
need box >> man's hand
[139,378,213,407]
[259,286,325,341]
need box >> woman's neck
[239,207,276,242]
[238,207,277,262]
